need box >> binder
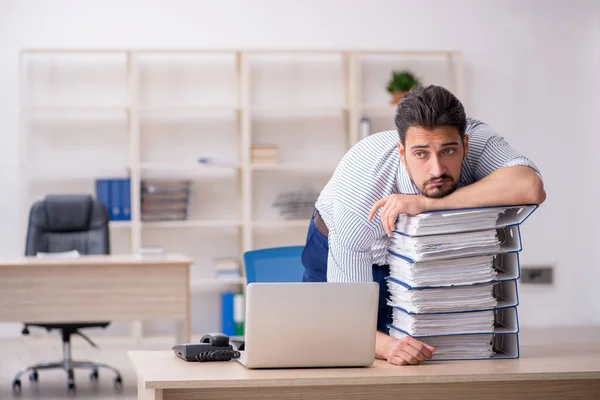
[109,178,122,221]
[388,330,520,360]
[119,178,131,221]
[95,179,110,213]
[387,251,521,289]
[393,204,538,237]
[387,279,519,314]
[389,306,519,337]
[389,225,523,262]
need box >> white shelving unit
[19,49,462,335]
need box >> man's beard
[420,174,458,198]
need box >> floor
[0,334,173,400]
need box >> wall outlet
[520,266,554,284]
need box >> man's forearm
[425,166,545,211]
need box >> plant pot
[390,91,408,105]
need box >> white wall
[1,0,599,336]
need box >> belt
[312,209,329,238]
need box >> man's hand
[377,332,435,365]
[368,194,428,237]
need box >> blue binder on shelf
[387,279,520,314]
[95,179,110,213]
[387,251,521,289]
[119,178,131,221]
[389,306,520,337]
[393,204,538,237]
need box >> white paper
[35,250,80,259]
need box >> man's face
[398,125,468,198]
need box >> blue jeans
[301,217,392,334]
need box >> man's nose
[429,155,444,177]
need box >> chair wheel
[12,379,21,393]
[114,376,123,391]
[89,369,99,381]
[29,370,39,382]
[67,381,76,393]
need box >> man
[302,85,545,366]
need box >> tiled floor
[0,335,172,400]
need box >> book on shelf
[251,144,279,164]
[214,257,242,280]
[141,180,191,221]
[95,177,131,221]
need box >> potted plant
[386,70,421,105]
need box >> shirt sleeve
[326,201,377,282]
[473,130,542,182]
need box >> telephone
[172,333,241,362]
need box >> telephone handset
[172,333,241,362]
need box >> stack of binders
[386,205,538,360]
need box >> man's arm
[426,165,546,211]
[370,165,545,236]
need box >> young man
[302,85,545,366]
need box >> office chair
[243,245,305,284]
[12,194,123,394]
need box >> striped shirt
[315,118,540,282]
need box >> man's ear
[398,142,406,167]
[462,135,469,158]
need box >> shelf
[109,221,133,228]
[250,106,349,118]
[26,167,130,181]
[190,277,244,292]
[360,105,397,115]
[139,163,239,178]
[252,219,311,228]
[141,220,242,228]
[22,106,129,111]
[251,163,336,173]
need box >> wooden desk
[129,343,600,400]
[0,253,193,343]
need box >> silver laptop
[237,282,379,369]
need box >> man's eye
[443,148,456,155]
[414,152,426,159]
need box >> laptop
[236,281,379,369]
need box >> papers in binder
[394,204,537,237]
[389,330,519,360]
[387,279,518,314]
[389,226,522,262]
[387,252,520,288]
[389,306,519,337]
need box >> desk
[0,253,193,343]
[129,343,600,400]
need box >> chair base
[12,325,123,394]
[12,360,123,394]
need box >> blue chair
[243,246,305,284]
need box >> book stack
[251,145,279,165]
[214,257,242,281]
[141,180,191,221]
[386,205,538,360]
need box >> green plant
[386,70,421,94]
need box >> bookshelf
[19,49,462,336]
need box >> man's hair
[394,85,467,144]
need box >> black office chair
[12,194,123,394]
